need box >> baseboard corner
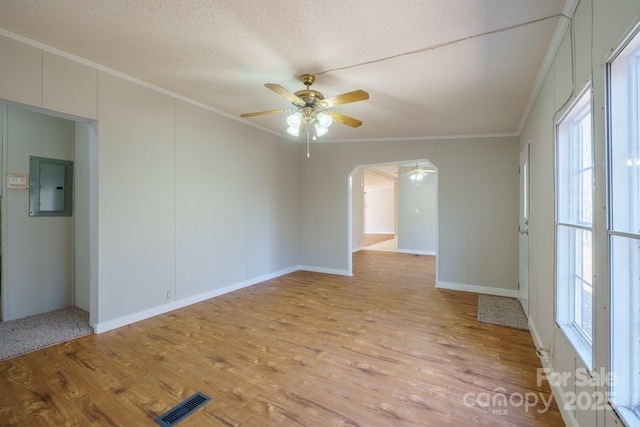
[435,281,518,298]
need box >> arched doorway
[348,159,438,276]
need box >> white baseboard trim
[298,265,352,277]
[94,266,299,333]
[364,232,395,235]
[528,317,545,352]
[528,319,579,427]
[542,363,579,427]
[435,281,518,298]
[397,248,436,256]
[352,246,365,253]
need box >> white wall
[95,73,300,330]
[174,101,299,299]
[365,185,394,234]
[174,99,247,299]
[0,33,300,331]
[2,106,74,320]
[351,168,365,251]
[245,127,300,278]
[397,168,436,254]
[74,121,91,311]
[299,137,519,296]
[519,0,635,425]
[97,73,177,321]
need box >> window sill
[615,405,640,427]
[557,322,592,370]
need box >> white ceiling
[0,0,567,142]
[365,165,400,191]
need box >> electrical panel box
[29,156,73,217]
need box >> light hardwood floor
[363,233,395,247]
[0,252,564,426]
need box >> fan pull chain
[306,129,310,158]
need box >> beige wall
[365,185,394,235]
[397,167,437,254]
[351,168,365,251]
[299,137,519,295]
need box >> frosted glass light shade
[316,111,333,128]
[287,112,302,129]
[315,125,329,137]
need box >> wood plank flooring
[0,252,564,426]
[363,233,395,247]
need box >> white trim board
[397,249,436,256]
[94,264,354,332]
[298,265,352,277]
[96,271,512,334]
[93,266,299,333]
[435,281,518,298]
[529,320,579,427]
[0,28,519,145]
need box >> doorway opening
[362,166,397,252]
[348,159,438,276]
[0,102,98,331]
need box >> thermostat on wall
[6,173,30,190]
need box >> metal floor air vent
[155,392,211,427]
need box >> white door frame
[518,140,531,316]
[347,159,438,283]
[0,102,98,325]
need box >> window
[608,27,640,426]
[555,88,593,367]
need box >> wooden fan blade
[327,110,363,127]
[265,84,305,106]
[240,108,289,118]
[320,90,369,108]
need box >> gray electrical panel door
[29,156,73,217]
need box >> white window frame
[607,22,640,426]
[555,84,594,370]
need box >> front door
[518,142,530,316]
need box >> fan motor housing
[294,89,324,106]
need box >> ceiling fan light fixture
[287,112,302,129]
[316,111,333,128]
[241,74,368,148]
[315,125,329,137]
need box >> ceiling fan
[241,74,369,140]
[400,163,436,186]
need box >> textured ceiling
[0,0,567,142]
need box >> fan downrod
[295,74,323,104]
